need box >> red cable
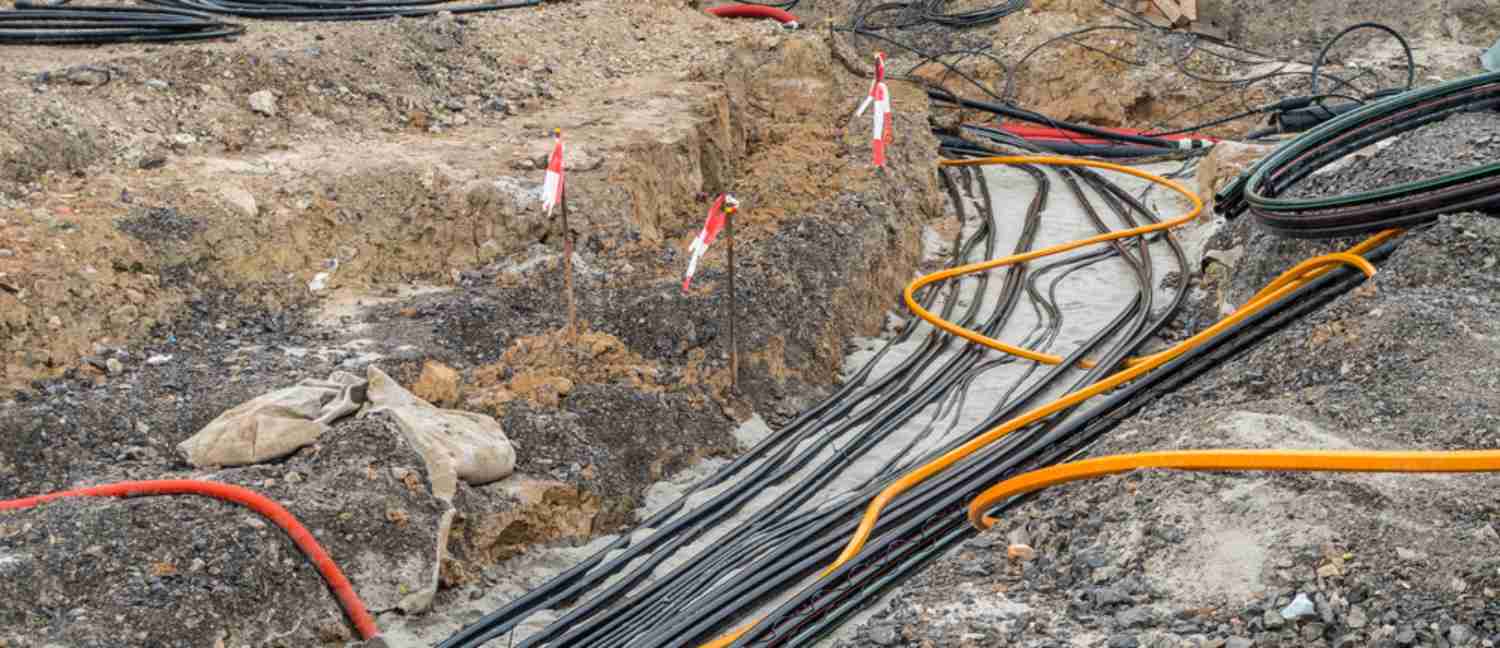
[705,4,800,27]
[0,479,379,640]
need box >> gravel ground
[835,104,1500,648]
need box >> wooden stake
[726,203,738,393]
[561,183,577,340]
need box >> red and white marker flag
[855,52,886,118]
[682,193,737,292]
[871,82,892,167]
[541,128,565,216]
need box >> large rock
[366,366,515,501]
[176,372,366,467]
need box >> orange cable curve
[0,479,379,640]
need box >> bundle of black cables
[854,0,1026,31]
[1216,69,1500,238]
[0,3,241,44]
[141,0,536,21]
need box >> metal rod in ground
[727,202,738,392]
[562,184,577,340]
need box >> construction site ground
[2,0,1499,646]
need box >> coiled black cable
[0,5,241,44]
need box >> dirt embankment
[0,3,942,646]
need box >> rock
[0,248,13,257]
[1394,626,1415,645]
[176,372,366,467]
[1263,609,1285,630]
[1334,634,1361,648]
[1302,623,1326,642]
[1092,587,1133,607]
[1008,544,1036,561]
[1116,607,1153,629]
[366,366,515,501]
[1346,605,1368,629]
[1225,637,1254,648]
[1317,563,1341,579]
[1449,624,1477,646]
[248,90,278,116]
[308,272,331,292]
[1281,593,1316,620]
[218,185,258,218]
[869,624,899,646]
[145,78,168,90]
[146,354,172,366]
[105,358,123,375]
[1107,634,1140,648]
[1395,547,1425,561]
[1475,523,1499,542]
[412,360,461,406]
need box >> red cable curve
[705,4,800,27]
[0,479,379,640]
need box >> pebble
[1263,609,1285,630]
[868,624,898,646]
[1449,624,1476,646]
[248,90,278,116]
[1346,605,1368,629]
[1226,637,1254,648]
[145,79,168,90]
[1280,593,1316,620]
[1107,634,1139,648]
[146,354,173,366]
[105,358,124,375]
[1395,626,1416,645]
[0,248,13,257]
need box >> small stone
[1281,593,1316,620]
[47,315,62,330]
[1475,524,1499,542]
[868,624,898,646]
[1007,543,1036,561]
[106,358,124,375]
[1317,563,1342,578]
[1263,609,1285,630]
[0,248,13,257]
[1107,634,1140,648]
[1395,626,1416,645]
[248,90,278,116]
[1302,623,1326,642]
[1346,605,1368,629]
[1116,607,1153,628]
[1449,624,1476,646]
[1395,547,1425,561]
[145,79,168,90]
[146,354,172,366]
[1226,637,1254,648]
[219,185,258,218]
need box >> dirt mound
[468,329,661,410]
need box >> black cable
[0,5,241,44]
[1310,21,1416,96]
[141,0,537,21]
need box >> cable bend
[905,156,1204,367]
[0,479,379,640]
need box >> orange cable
[0,479,379,640]
[969,449,1500,529]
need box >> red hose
[0,479,379,640]
[705,4,800,27]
